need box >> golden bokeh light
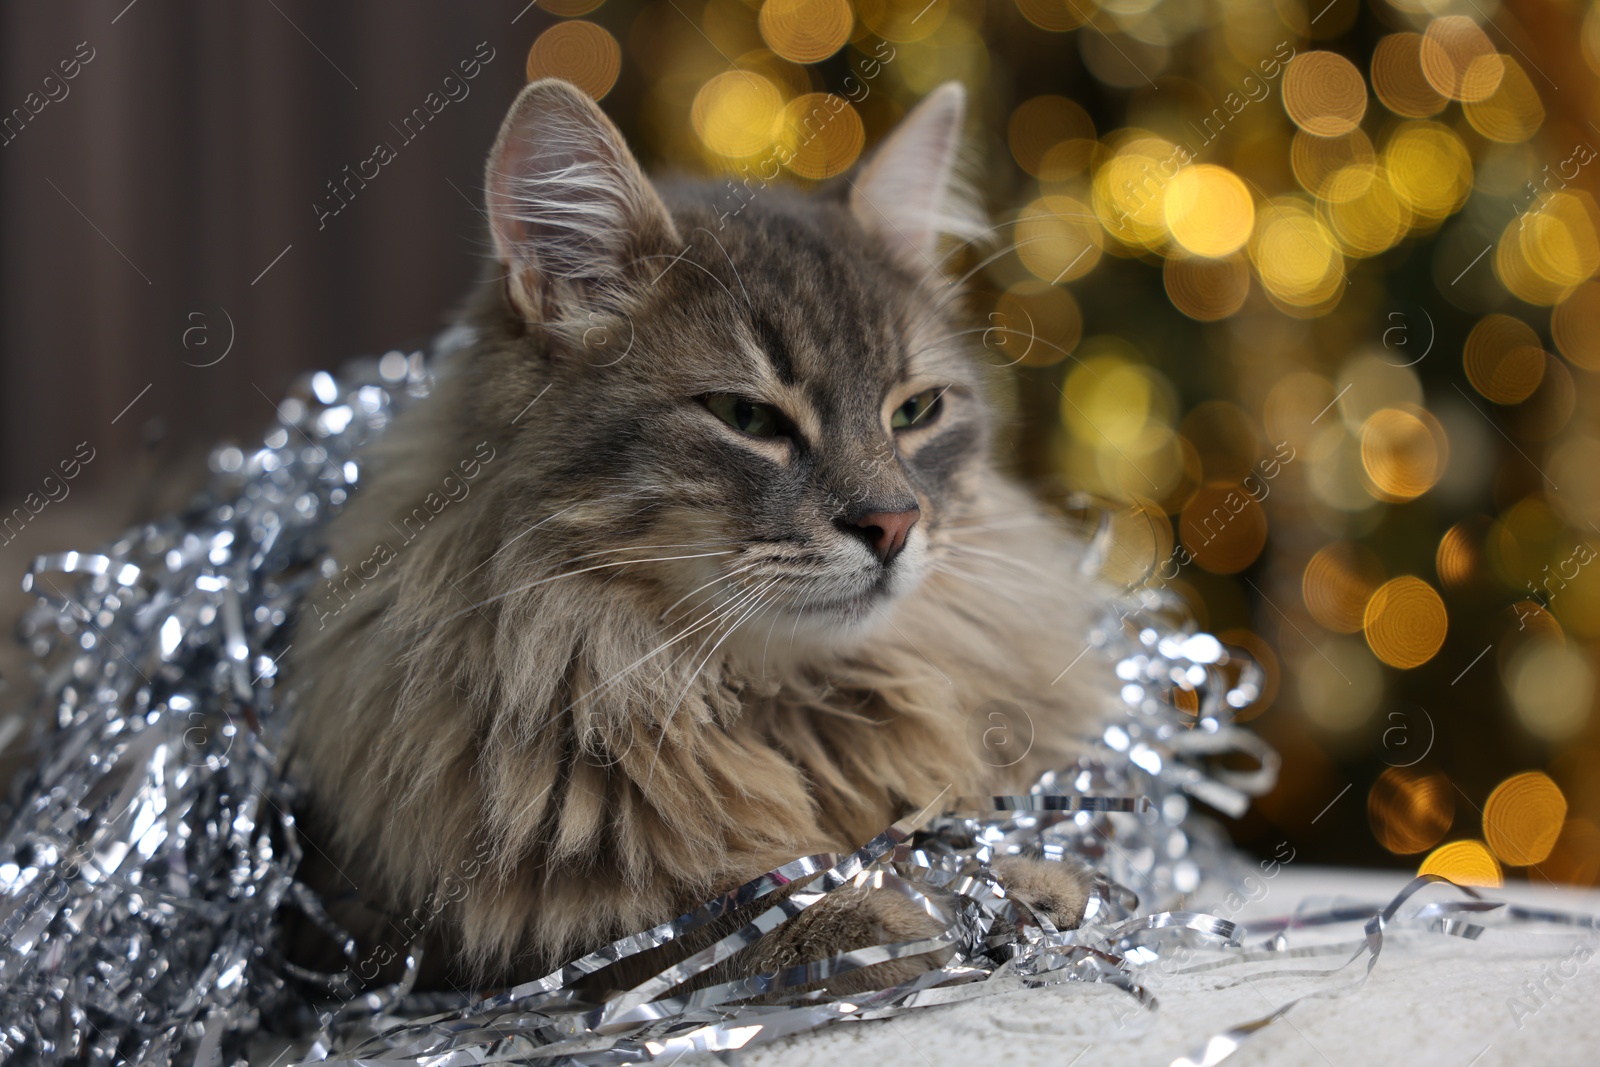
[1372,32,1447,117]
[1420,16,1502,103]
[758,0,853,63]
[1551,281,1600,371]
[1383,121,1473,222]
[1164,253,1251,321]
[990,282,1082,367]
[1509,640,1595,741]
[1017,195,1103,283]
[1369,767,1455,854]
[1419,840,1504,887]
[1249,199,1345,311]
[1179,483,1269,574]
[1304,541,1385,633]
[1463,314,1546,404]
[775,94,864,179]
[525,20,623,100]
[1537,819,1600,886]
[1361,405,1446,502]
[1282,51,1368,138]
[1463,57,1544,143]
[1517,191,1600,293]
[1487,493,1569,587]
[1093,137,1182,250]
[1322,165,1411,257]
[1291,129,1374,199]
[1009,95,1095,177]
[1364,575,1448,669]
[691,70,785,159]
[539,0,606,16]
[857,0,950,42]
[1436,519,1487,590]
[1483,771,1567,866]
[1496,215,1579,306]
[1014,0,1096,32]
[1059,347,1174,450]
[1164,165,1255,257]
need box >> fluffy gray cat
[286,78,1112,992]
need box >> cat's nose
[848,507,921,566]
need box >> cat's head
[468,79,994,653]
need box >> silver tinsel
[5,344,1589,1067]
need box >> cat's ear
[849,82,983,272]
[485,79,680,322]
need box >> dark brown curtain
[0,0,545,500]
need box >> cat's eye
[704,394,784,438]
[891,388,945,431]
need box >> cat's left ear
[848,82,984,272]
[485,79,680,322]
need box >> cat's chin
[720,570,927,671]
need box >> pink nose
[853,508,920,566]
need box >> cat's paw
[746,881,954,996]
[991,854,1094,931]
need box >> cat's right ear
[485,79,679,323]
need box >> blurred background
[1,0,1597,887]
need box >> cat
[285,77,1114,995]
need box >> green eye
[891,388,944,430]
[705,394,784,438]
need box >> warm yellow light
[1520,192,1600,290]
[1463,56,1544,143]
[857,0,950,42]
[758,0,853,63]
[1383,121,1473,222]
[1292,129,1375,200]
[1552,281,1600,371]
[1304,541,1385,633]
[1015,0,1096,32]
[1435,520,1485,590]
[1420,16,1502,103]
[1164,165,1255,258]
[1009,95,1095,177]
[1061,353,1156,447]
[1463,314,1546,404]
[1179,483,1269,574]
[1484,772,1567,866]
[1419,840,1503,887]
[990,283,1082,368]
[1322,164,1410,256]
[1369,768,1455,855]
[1017,196,1103,282]
[1093,138,1181,250]
[1364,575,1448,669]
[1164,253,1251,321]
[1361,406,1446,501]
[1283,51,1368,137]
[775,94,864,179]
[1249,199,1344,310]
[691,71,785,159]
[525,20,622,100]
[1372,32,1447,117]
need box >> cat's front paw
[992,854,1094,931]
[747,881,955,996]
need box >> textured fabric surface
[734,868,1600,1067]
